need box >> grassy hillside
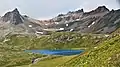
[60,35,120,67]
[31,55,76,67]
[5,32,107,49]
[0,32,107,67]
[0,40,45,67]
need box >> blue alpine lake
[25,49,84,56]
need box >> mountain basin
[25,49,84,56]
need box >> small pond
[25,49,84,56]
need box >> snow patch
[36,31,44,34]
[92,22,95,25]
[55,22,59,24]
[76,19,80,21]
[45,24,48,25]
[70,29,74,32]
[66,24,69,26]
[88,22,96,28]
[88,25,91,28]
[59,28,64,30]
[29,25,32,28]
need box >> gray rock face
[51,9,84,22]
[0,6,120,36]
[1,8,24,25]
[88,9,120,33]
[0,8,45,37]
[83,6,109,16]
[47,6,120,34]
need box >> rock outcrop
[0,8,46,37]
[43,6,120,34]
[0,8,24,25]
[0,6,120,35]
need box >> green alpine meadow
[0,1,120,67]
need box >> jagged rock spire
[1,8,24,25]
[75,9,84,13]
[12,8,20,14]
[96,6,109,12]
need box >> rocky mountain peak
[96,6,109,12]
[1,8,24,25]
[75,9,84,13]
[84,6,109,16]
[12,8,19,14]
[67,9,84,15]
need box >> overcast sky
[0,0,119,19]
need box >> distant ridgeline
[0,6,120,37]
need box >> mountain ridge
[0,8,46,37]
[41,6,120,34]
[0,8,24,25]
[0,6,120,36]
